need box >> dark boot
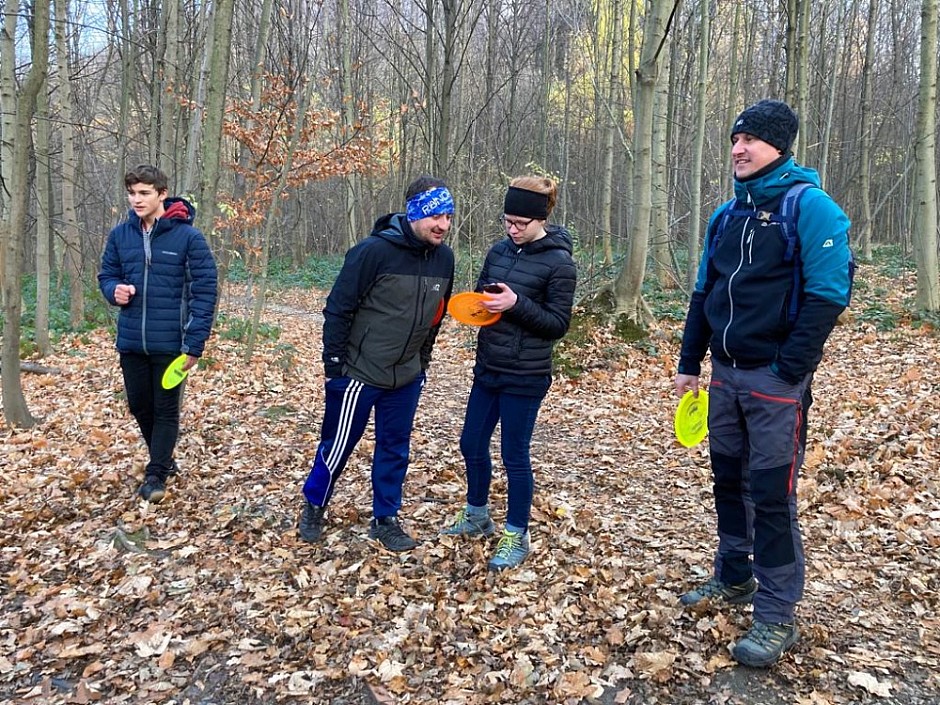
[298,502,326,543]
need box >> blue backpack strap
[779,183,814,262]
[708,199,741,258]
[778,182,816,324]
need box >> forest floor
[1,263,938,705]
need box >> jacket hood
[126,196,196,229]
[733,157,821,207]
[370,212,432,251]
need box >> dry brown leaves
[1,272,938,704]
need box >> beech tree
[912,0,939,310]
[1,0,50,428]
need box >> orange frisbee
[447,292,501,327]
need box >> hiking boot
[488,529,530,571]
[369,516,417,552]
[298,502,326,543]
[732,620,799,667]
[139,475,166,503]
[440,507,496,537]
[680,576,758,606]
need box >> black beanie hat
[730,99,799,153]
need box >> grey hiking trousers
[708,360,812,624]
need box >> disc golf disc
[161,354,190,390]
[448,292,501,327]
[674,389,709,447]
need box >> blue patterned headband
[406,187,455,222]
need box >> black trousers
[120,352,183,480]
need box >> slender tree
[35,78,53,357]
[55,0,83,327]
[195,0,236,271]
[1,0,50,427]
[599,0,623,266]
[912,0,939,310]
[687,0,709,289]
[856,0,878,260]
[612,0,678,323]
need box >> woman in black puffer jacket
[441,176,577,570]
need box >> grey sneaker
[298,502,326,543]
[488,529,530,571]
[732,620,799,667]
[369,516,417,552]
[680,576,758,606]
[138,475,166,503]
[441,508,496,536]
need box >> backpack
[707,183,851,326]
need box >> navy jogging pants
[302,374,424,518]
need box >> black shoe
[298,502,326,543]
[167,460,180,477]
[369,516,417,552]
[139,475,166,503]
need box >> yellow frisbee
[161,354,190,390]
[674,389,709,447]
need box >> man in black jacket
[298,176,455,551]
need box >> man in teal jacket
[675,100,853,667]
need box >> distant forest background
[2,0,939,425]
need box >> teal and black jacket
[678,156,853,384]
[322,213,454,390]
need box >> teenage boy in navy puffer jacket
[99,164,218,503]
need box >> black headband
[503,186,549,220]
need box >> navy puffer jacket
[473,226,577,380]
[98,198,218,357]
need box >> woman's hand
[482,283,517,312]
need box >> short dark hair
[124,164,169,193]
[405,175,447,201]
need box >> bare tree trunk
[35,77,53,357]
[817,2,844,186]
[180,1,213,195]
[785,0,798,102]
[857,0,878,260]
[794,0,810,159]
[339,0,360,249]
[158,0,180,172]
[434,0,458,176]
[116,0,132,202]
[1,0,50,428]
[687,0,710,290]
[54,0,83,327]
[913,0,939,310]
[612,0,677,323]
[599,0,623,266]
[538,0,551,165]
[650,29,670,288]
[0,4,15,301]
[721,3,742,197]
[195,0,235,264]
